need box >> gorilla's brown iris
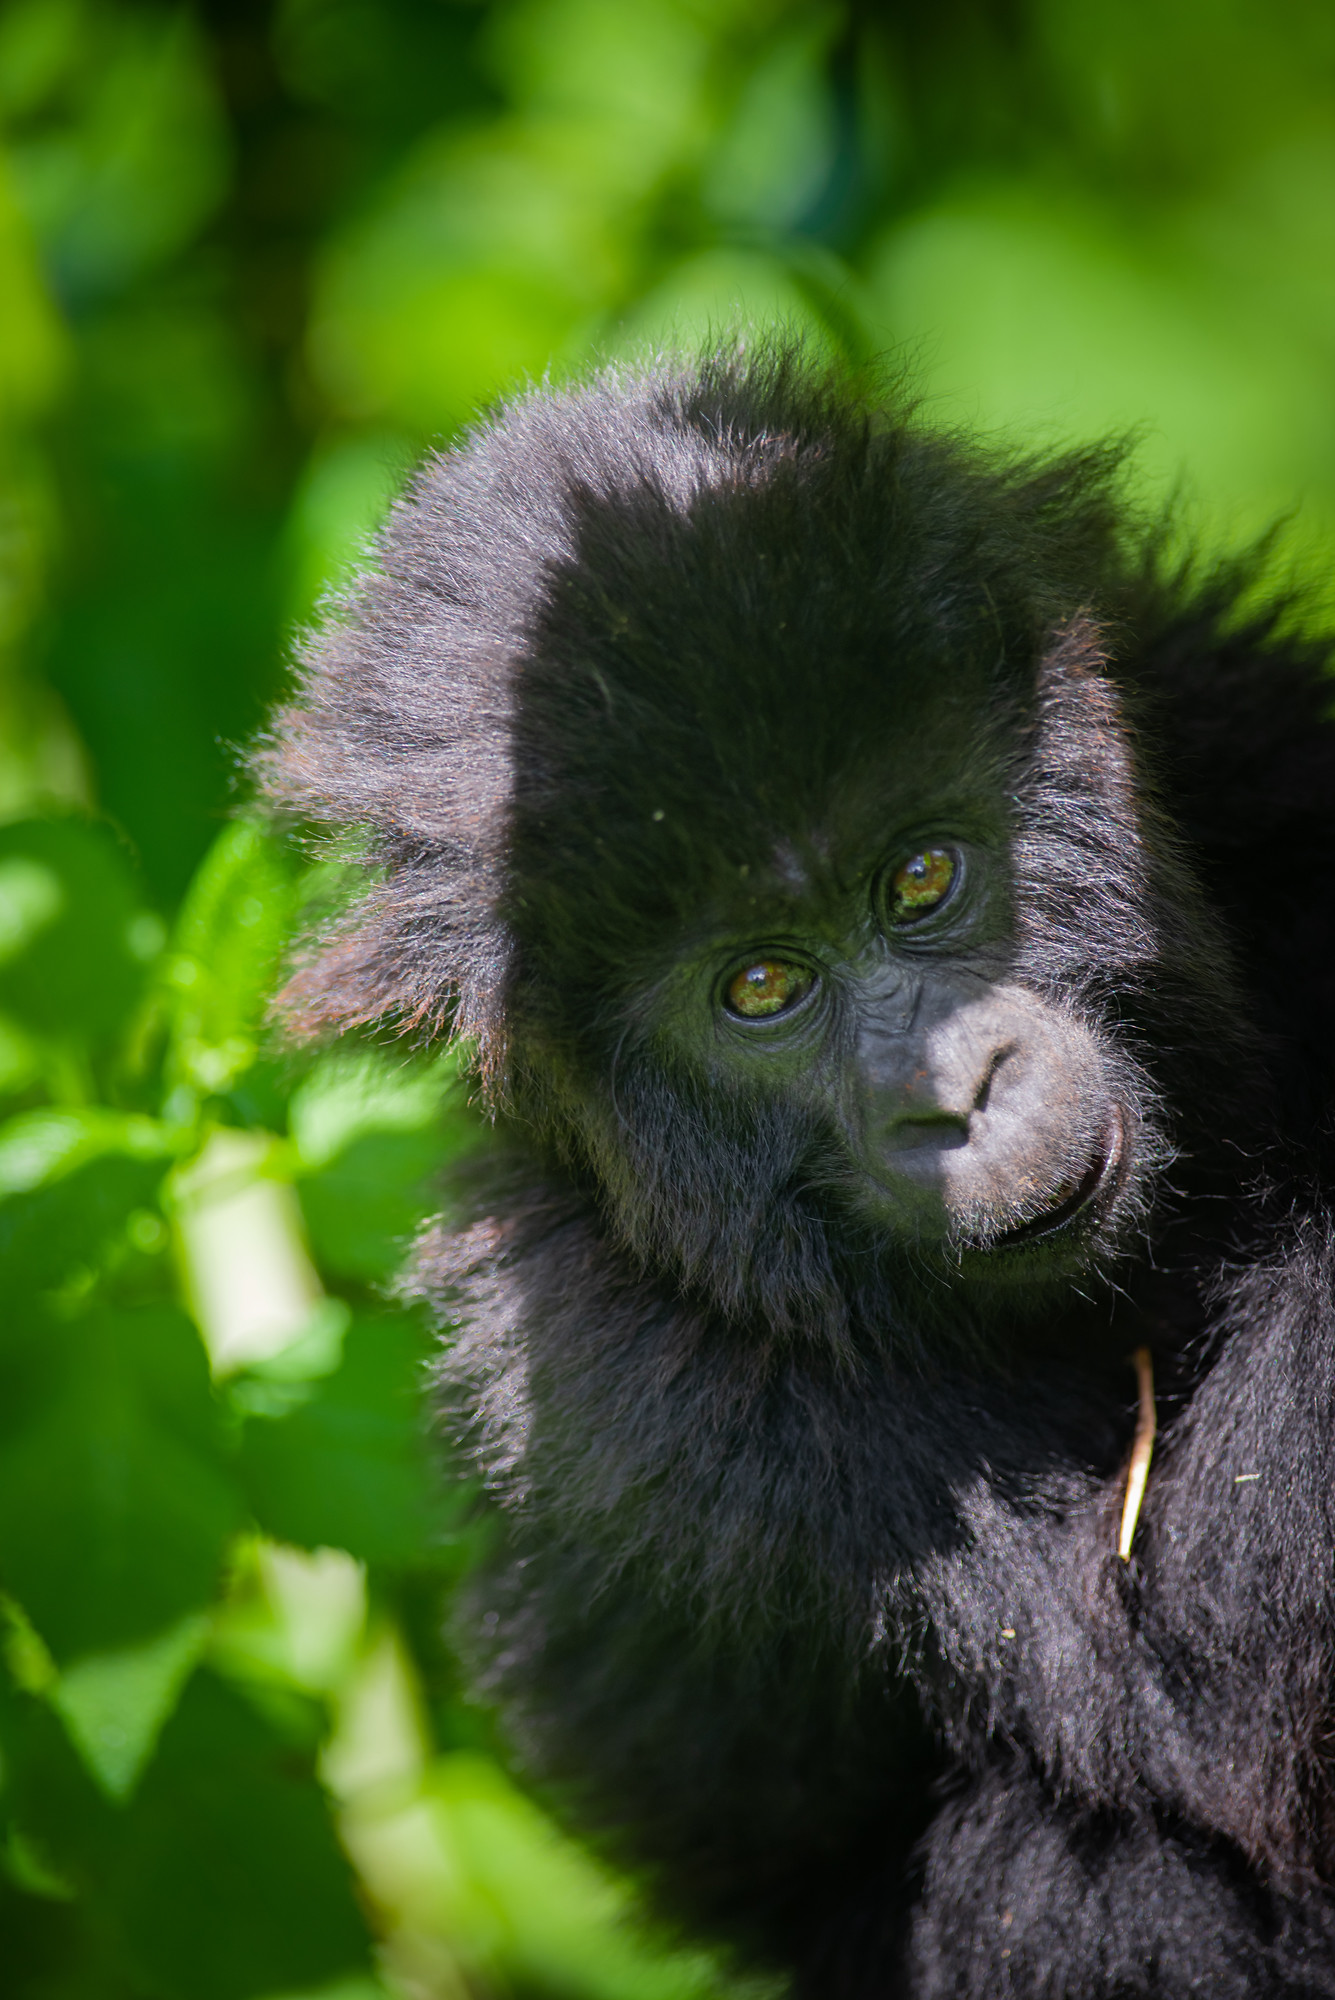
[726,959,813,1018]
[887,847,957,923]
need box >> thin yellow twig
[1118,1346,1156,1563]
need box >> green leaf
[165,820,297,1098]
[0,1304,242,1658]
[0,853,62,962]
[427,1751,726,2000]
[51,1610,209,1801]
[208,1541,367,1702]
[240,1311,447,1568]
[110,1672,371,2000]
[299,1127,455,1281]
[0,1668,372,2000]
[227,1298,352,1419]
[0,1011,40,1100]
[1,1827,76,1903]
[171,1125,325,1374]
[7,4,229,299]
[260,1983,386,2000]
[288,1046,463,1170]
[1,1594,56,1696]
[0,1106,172,1196]
[0,1671,122,1887]
[292,1045,485,1280]
[0,818,159,1045]
[343,1748,733,2000]
[0,1152,167,1298]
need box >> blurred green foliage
[1,1,1334,1995]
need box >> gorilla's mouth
[991,1111,1123,1251]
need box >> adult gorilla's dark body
[262,346,1335,1996]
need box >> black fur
[260,343,1335,1996]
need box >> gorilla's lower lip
[990,1112,1123,1250]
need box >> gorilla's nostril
[885,1116,970,1154]
[972,1043,1016,1114]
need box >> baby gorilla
[262,345,1335,1997]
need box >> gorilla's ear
[1008,614,1143,989]
[253,658,515,1069]
[259,841,513,1073]
[270,878,453,1044]
[1028,614,1138,817]
[251,449,523,1067]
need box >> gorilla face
[475,451,1194,1328]
[614,821,1154,1300]
[547,663,1169,1336]
[488,582,1196,1340]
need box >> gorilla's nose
[859,993,1014,1160]
[856,980,1117,1242]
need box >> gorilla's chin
[979,1107,1125,1251]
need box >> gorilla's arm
[907,1764,1335,2000]
[914,1217,1335,1889]
[1133,1218,1335,1867]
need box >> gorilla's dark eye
[725,959,814,1019]
[886,847,958,925]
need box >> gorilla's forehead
[511,619,1022,908]
[394,372,1097,973]
[508,462,1035,884]
[507,661,1020,968]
